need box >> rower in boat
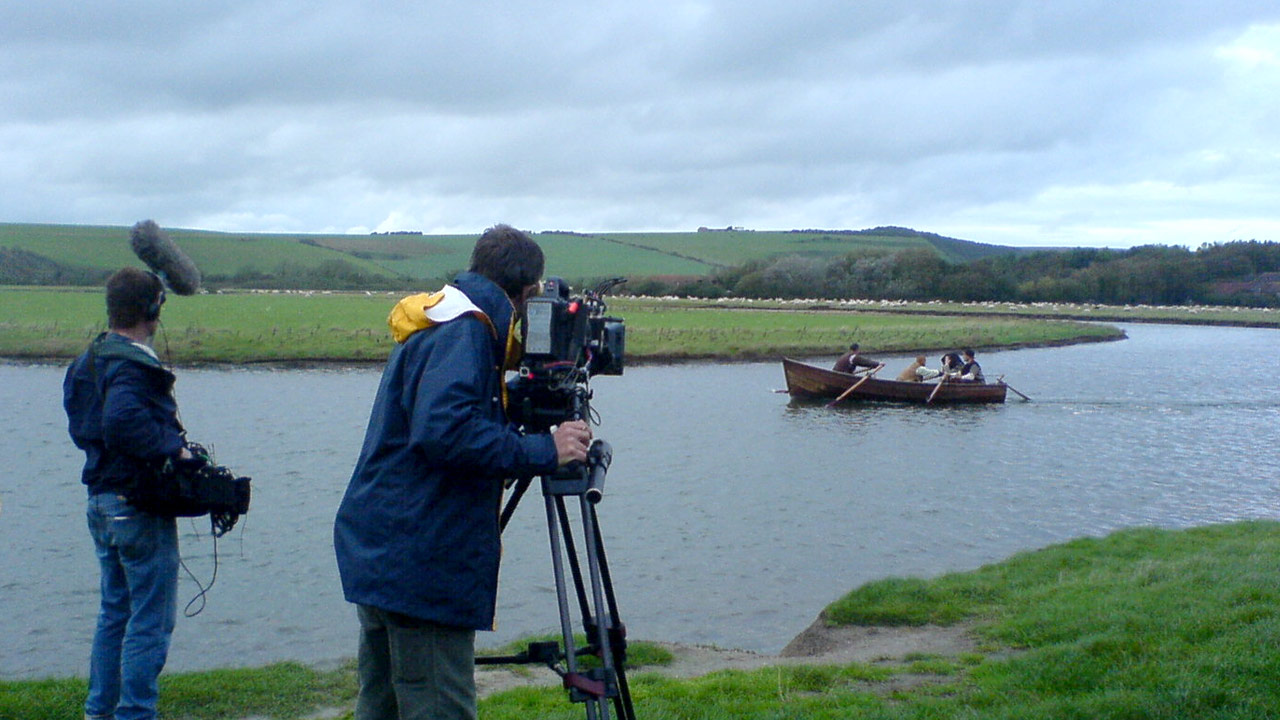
[832,342,885,375]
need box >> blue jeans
[85,492,179,720]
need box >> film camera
[491,275,637,719]
[509,276,626,432]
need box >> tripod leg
[500,475,533,532]
[544,495,580,679]
[547,494,611,720]
[587,504,636,720]
[580,495,615,673]
[556,499,595,623]
[537,462,631,720]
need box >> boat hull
[783,357,1007,404]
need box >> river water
[2,323,1278,678]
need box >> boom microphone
[130,220,201,295]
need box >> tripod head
[506,361,613,504]
[541,438,612,502]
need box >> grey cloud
[1,1,1278,245]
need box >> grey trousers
[354,604,477,720]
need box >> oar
[925,376,946,404]
[826,365,881,407]
[998,375,1032,402]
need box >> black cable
[180,529,219,618]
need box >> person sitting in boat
[832,342,884,375]
[939,352,964,381]
[957,348,985,383]
[897,355,933,382]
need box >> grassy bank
[5,522,1276,719]
[0,662,356,720]
[671,296,1280,328]
[0,288,1121,364]
[481,521,1280,719]
[0,639,674,720]
[612,298,1121,360]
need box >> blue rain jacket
[333,272,558,630]
[63,332,186,494]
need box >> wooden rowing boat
[782,357,1008,404]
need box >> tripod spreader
[474,640,561,668]
[474,637,620,700]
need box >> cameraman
[334,224,591,720]
[63,267,191,720]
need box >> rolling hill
[0,222,1023,289]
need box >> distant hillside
[857,226,1029,262]
[1,222,399,272]
[0,222,1022,289]
[0,246,108,285]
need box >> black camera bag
[129,447,251,518]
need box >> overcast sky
[2,2,1278,248]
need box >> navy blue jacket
[63,333,186,495]
[333,272,558,630]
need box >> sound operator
[333,224,591,720]
[64,267,192,720]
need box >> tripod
[478,438,636,720]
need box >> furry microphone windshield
[129,220,202,295]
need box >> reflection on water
[2,323,1278,678]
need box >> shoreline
[0,329,1126,370]
[473,616,981,700]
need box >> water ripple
[3,323,1279,677]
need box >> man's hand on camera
[553,421,592,466]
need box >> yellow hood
[387,285,525,410]
[388,286,497,344]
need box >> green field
[372,232,717,280]
[659,297,1280,328]
[0,223,399,279]
[0,289,1121,364]
[612,298,1120,360]
[597,230,931,267]
[0,223,1000,286]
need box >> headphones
[145,272,166,322]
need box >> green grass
[821,521,1280,718]
[611,298,1121,360]
[0,288,397,362]
[0,661,358,720]
[0,288,1120,364]
[683,296,1280,328]
[6,522,1278,719]
[478,521,1280,719]
[378,232,716,281]
[590,230,932,267]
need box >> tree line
[623,240,1280,308]
[6,236,1278,307]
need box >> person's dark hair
[849,343,859,351]
[963,348,975,359]
[106,267,165,329]
[469,224,545,300]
